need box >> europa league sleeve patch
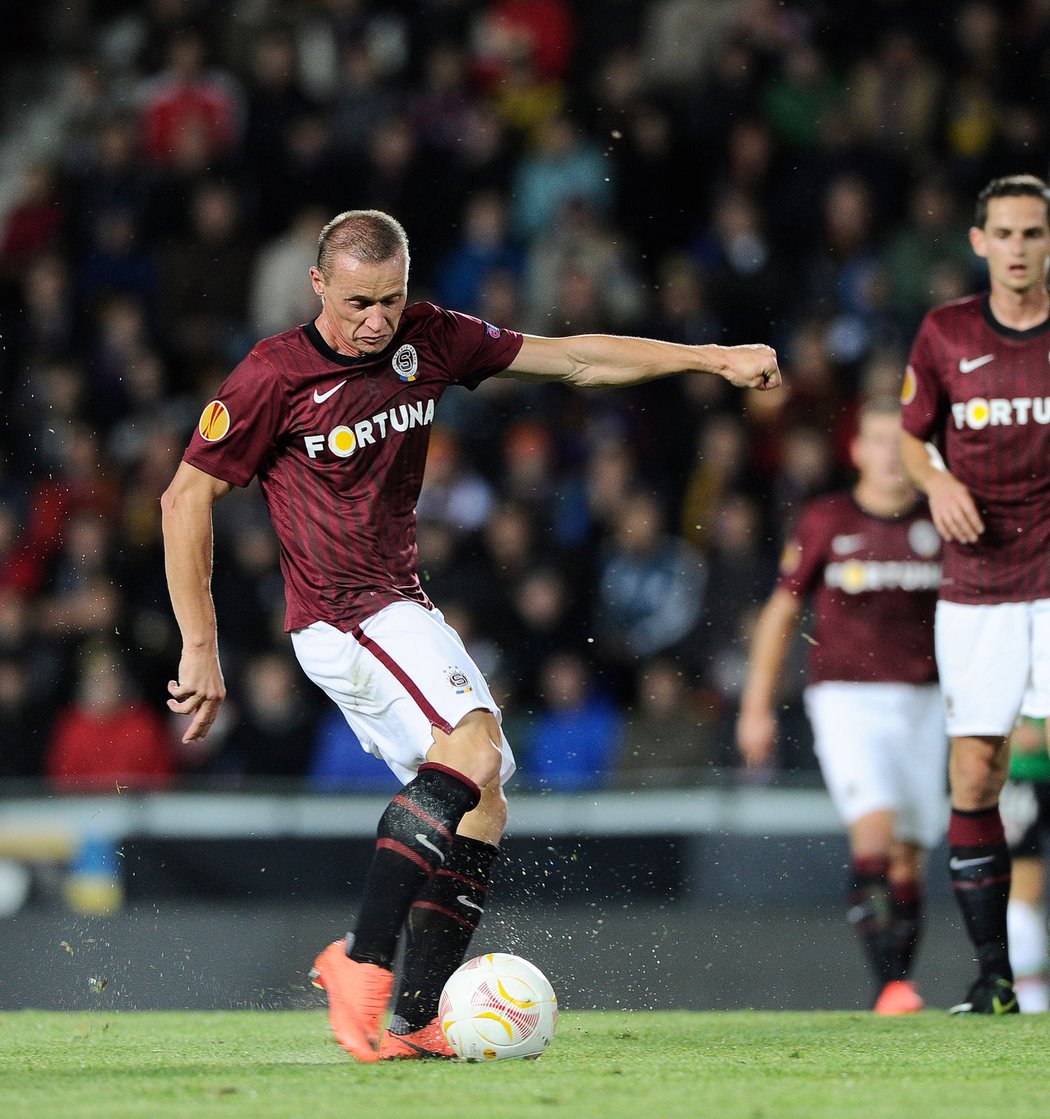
[900,366,917,406]
[198,400,232,442]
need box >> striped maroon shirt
[902,293,1050,604]
[777,491,941,685]
[183,302,523,630]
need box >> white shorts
[291,601,516,787]
[804,681,948,848]
[935,598,1050,737]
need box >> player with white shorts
[291,601,516,788]
[806,682,946,851]
[738,400,944,1014]
[900,176,1050,1014]
[163,208,781,1061]
[934,599,1050,736]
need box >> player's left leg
[873,840,927,1015]
[296,605,514,1058]
[846,810,898,999]
[935,601,1028,1014]
[946,733,1018,1014]
[875,681,944,1013]
[381,775,507,1059]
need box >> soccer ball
[439,952,558,1061]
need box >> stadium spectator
[218,650,320,779]
[898,173,1050,1016]
[156,178,255,363]
[136,27,243,167]
[248,204,332,338]
[617,658,716,788]
[592,489,708,700]
[738,399,945,1014]
[0,655,47,780]
[432,190,524,317]
[510,115,614,243]
[308,704,399,793]
[521,650,624,790]
[46,642,177,792]
[0,160,67,281]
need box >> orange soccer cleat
[378,1018,457,1061]
[874,979,925,1015]
[310,940,393,1061]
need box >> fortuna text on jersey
[951,396,1050,430]
[304,398,437,458]
[825,559,941,595]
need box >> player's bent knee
[428,709,503,788]
[459,780,508,844]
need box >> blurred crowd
[1,0,1048,794]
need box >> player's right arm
[160,461,232,743]
[736,588,803,768]
[898,430,984,545]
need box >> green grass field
[1,1010,1045,1119]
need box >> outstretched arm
[736,588,803,768]
[501,333,781,390]
[160,461,232,743]
[899,430,984,544]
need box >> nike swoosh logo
[958,354,994,373]
[415,833,445,862]
[313,379,348,403]
[949,855,995,871]
[457,894,484,913]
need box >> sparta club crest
[392,344,419,382]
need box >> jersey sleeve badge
[780,539,802,575]
[198,400,232,442]
[900,365,917,406]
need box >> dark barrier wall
[0,833,973,1013]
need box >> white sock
[1007,899,1048,1012]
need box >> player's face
[311,252,408,355]
[970,195,1050,295]
[852,413,909,494]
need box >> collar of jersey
[981,293,1050,340]
[303,320,388,368]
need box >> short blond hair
[316,210,410,278]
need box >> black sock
[389,834,500,1034]
[890,877,923,980]
[347,763,480,970]
[948,806,1013,981]
[848,855,898,987]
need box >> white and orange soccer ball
[438,952,558,1061]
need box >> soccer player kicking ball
[737,399,945,1014]
[899,174,1050,1016]
[161,210,781,1061]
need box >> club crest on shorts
[445,667,473,695]
[392,343,419,381]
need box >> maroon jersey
[183,302,523,631]
[777,491,941,685]
[902,293,1050,603]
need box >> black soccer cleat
[948,975,1020,1016]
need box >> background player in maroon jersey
[160,209,781,1061]
[737,399,944,1014]
[899,174,1050,1015]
